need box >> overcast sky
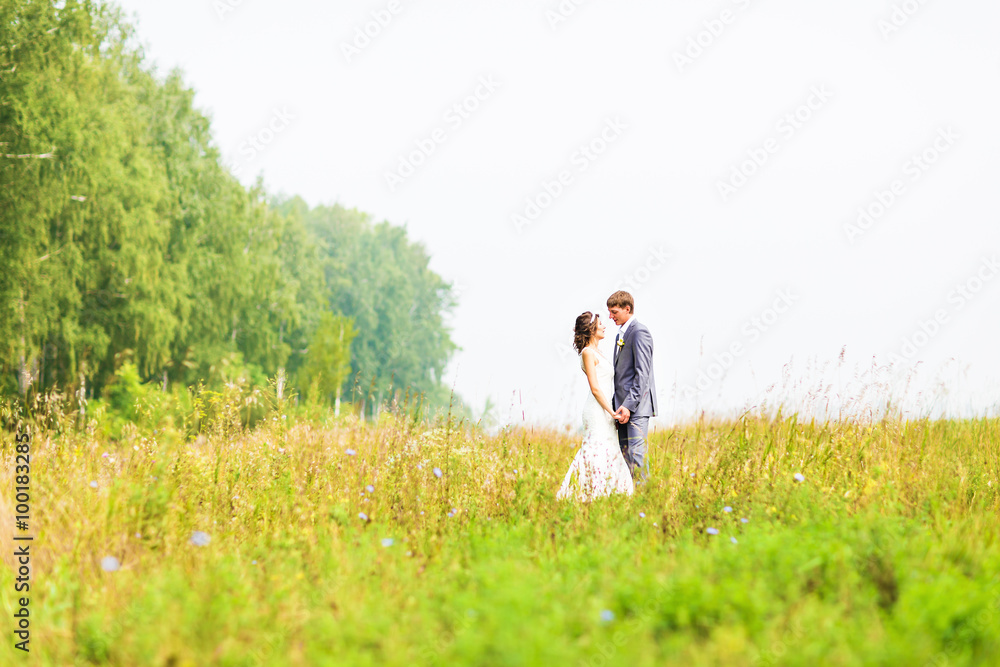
[114,0,1000,428]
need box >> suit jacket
[613,318,657,417]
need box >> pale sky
[114,0,1000,428]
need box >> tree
[298,312,357,416]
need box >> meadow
[1,388,999,666]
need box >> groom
[608,290,657,482]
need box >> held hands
[613,406,631,424]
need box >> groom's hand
[615,407,630,424]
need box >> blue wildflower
[189,531,211,547]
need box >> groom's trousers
[617,416,650,482]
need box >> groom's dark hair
[607,291,634,313]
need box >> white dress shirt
[617,316,635,341]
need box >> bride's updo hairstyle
[573,311,599,354]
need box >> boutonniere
[616,337,625,348]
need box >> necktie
[615,332,621,361]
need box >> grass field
[2,404,1000,666]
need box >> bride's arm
[581,348,616,417]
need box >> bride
[557,311,635,501]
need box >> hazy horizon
[114,0,1000,428]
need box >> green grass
[2,411,999,665]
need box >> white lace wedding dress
[557,349,635,501]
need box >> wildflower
[366,485,375,493]
[514,469,518,474]
[359,512,369,521]
[189,531,211,547]
[382,538,394,547]
[101,452,109,458]
[706,527,719,535]
[600,609,615,623]
[433,467,443,478]
[730,537,738,544]
[89,481,98,489]
[252,560,257,565]
[794,473,805,482]
[740,517,749,524]
[639,512,646,518]
[134,533,141,539]
[346,448,357,456]
[101,556,120,572]
[723,506,732,513]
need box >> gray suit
[613,318,657,480]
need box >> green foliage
[275,197,459,413]
[298,311,357,405]
[3,414,1000,665]
[0,1,458,414]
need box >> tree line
[0,0,459,416]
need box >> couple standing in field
[557,291,657,502]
